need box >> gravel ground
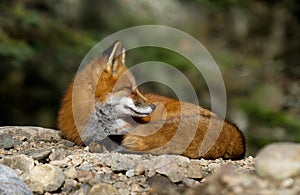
[0,126,300,195]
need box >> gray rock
[49,148,69,161]
[255,142,300,180]
[89,173,113,185]
[89,183,119,195]
[62,139,75,147]
[0,134,15,149]
[0,164,32,195]
[0,126,61,142]
[197,164,254,194]
[0,154,34,173]
[182,177,201,188]
[111,161,133,171]
[27,149,52,161]
[154,155,189,182]
[62,179,78,193]
[29,164,65,192]
[96,153,139,171]
[77,170,95,183]
[147,175,181,195]
[134,164,145,175]
[72,184,91,195]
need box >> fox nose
[150,104,156,111]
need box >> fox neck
[81,99,132,144]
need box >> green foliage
[0,29,34,62]
[0,2,97,126]
[240,101,300,132]
[238,97,300,153]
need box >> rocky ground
[0,126,300,195]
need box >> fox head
[59,41,156,145]
[94,41,156,118]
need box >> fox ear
[102,41,126,75]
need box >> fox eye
[124,86,131,90]
[123,86,132,92]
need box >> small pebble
[0,134,15,149]
[68,155,83,167]
[134,165,145,176]
[280,178,294,188]
[182,177,201,188]
[49,148,68,161]
[28,181,44,194]
[64,166,77,179]
[89,183,119,195]
[62,179,78,193]
[131,183,143,192]
[77,170,95,183]
[29,164,65,192]
[126,169,135,177]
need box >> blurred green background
[0,0,299,155]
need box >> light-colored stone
[64,166,77,179]
[62,179,78,193]
[68,155,83,167]
[0,154,34,173]
[182,177,201,188]
[187,160,203,179]
[134,164,145,175]
[28,181,44,194]
[89,183,119,195]
[255,142,300,180]
[49,148,68,161]
[131,183,143,192]
[155,155,189,182]
[50,159,69,168]
[125,169,135,177]
[29,164,65,192]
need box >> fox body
[58,41,245,159]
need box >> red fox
[58,41,245,159]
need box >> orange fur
[58,41,245,159]
[123,94,245,159]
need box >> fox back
[58,41,245,159]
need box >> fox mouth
[125,105,154,117]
